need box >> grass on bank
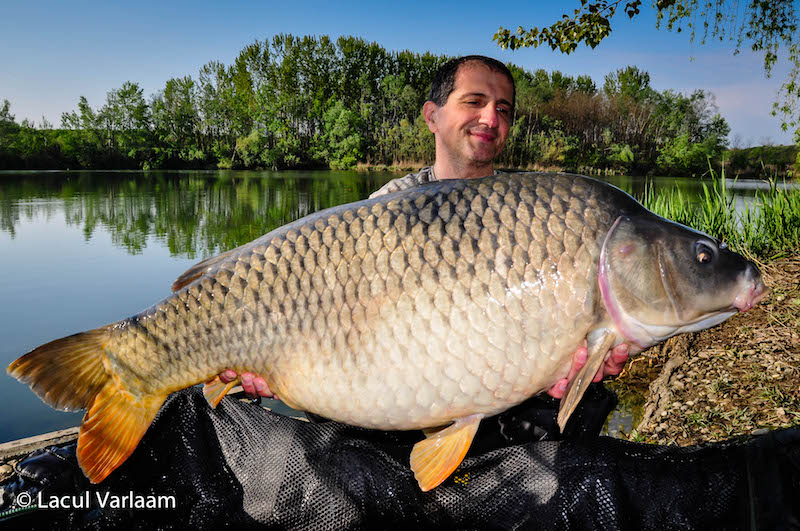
[638,172,800,261]
[619,173,800,442]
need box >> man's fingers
[252,376,275,399]
[604,344,630,375]
[219,369,237,383]
[566,343,589,381]
[548,343,590,396]
[240,373,257,397]
[218,370,277,398]
[546,379,568,399]
[595,343,630,382]
[593,344,630,382]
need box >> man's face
[425,63,513,168]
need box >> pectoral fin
[203,375,240,408]
[410,414,483,492]
[557,331,617,432]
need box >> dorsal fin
[171,249,237,292]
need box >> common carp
[8,172,767,491]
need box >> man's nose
[479,103,499,128]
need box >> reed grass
[638,171,800,261]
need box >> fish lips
[733,279,769,312]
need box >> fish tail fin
[7,327,166,483]
[203,374,240,407]
[78,383,165,483]
[7,328,112,412]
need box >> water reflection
[0,171,395,258]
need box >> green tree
[197,60,237,163]
[654,90,731,174]
[60,96,104,167]
[1,31,741,173]
[0,100,20,167]
[98,82,152,165]
[603,66,653,103]
[319,99,366,169]
[151,76,202,166]
[494,1,800,127]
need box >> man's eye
[497,107,510,115]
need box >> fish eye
[695,242,714,264]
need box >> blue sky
[1,0,794,146]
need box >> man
[221,55,629,404]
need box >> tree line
[0,33,754,176]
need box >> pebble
[698,353,710,359]
[752,428,770,436]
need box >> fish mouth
[733,280,769,312]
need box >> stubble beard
[465,136,499,166]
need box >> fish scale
[10,171,765,489]
[103,173,603,425]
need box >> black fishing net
[2,385,799,530]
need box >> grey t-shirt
[369,166,437,198]
[369,166,503,199]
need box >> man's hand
[546,342,630,399]
[219,370,277,399]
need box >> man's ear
[422,101,438,133]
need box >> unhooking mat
[1,385,799,530]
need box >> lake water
[0,170,776,442]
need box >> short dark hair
[428,55,516,112]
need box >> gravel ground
[611,254,800,444]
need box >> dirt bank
[613,254,800,444]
